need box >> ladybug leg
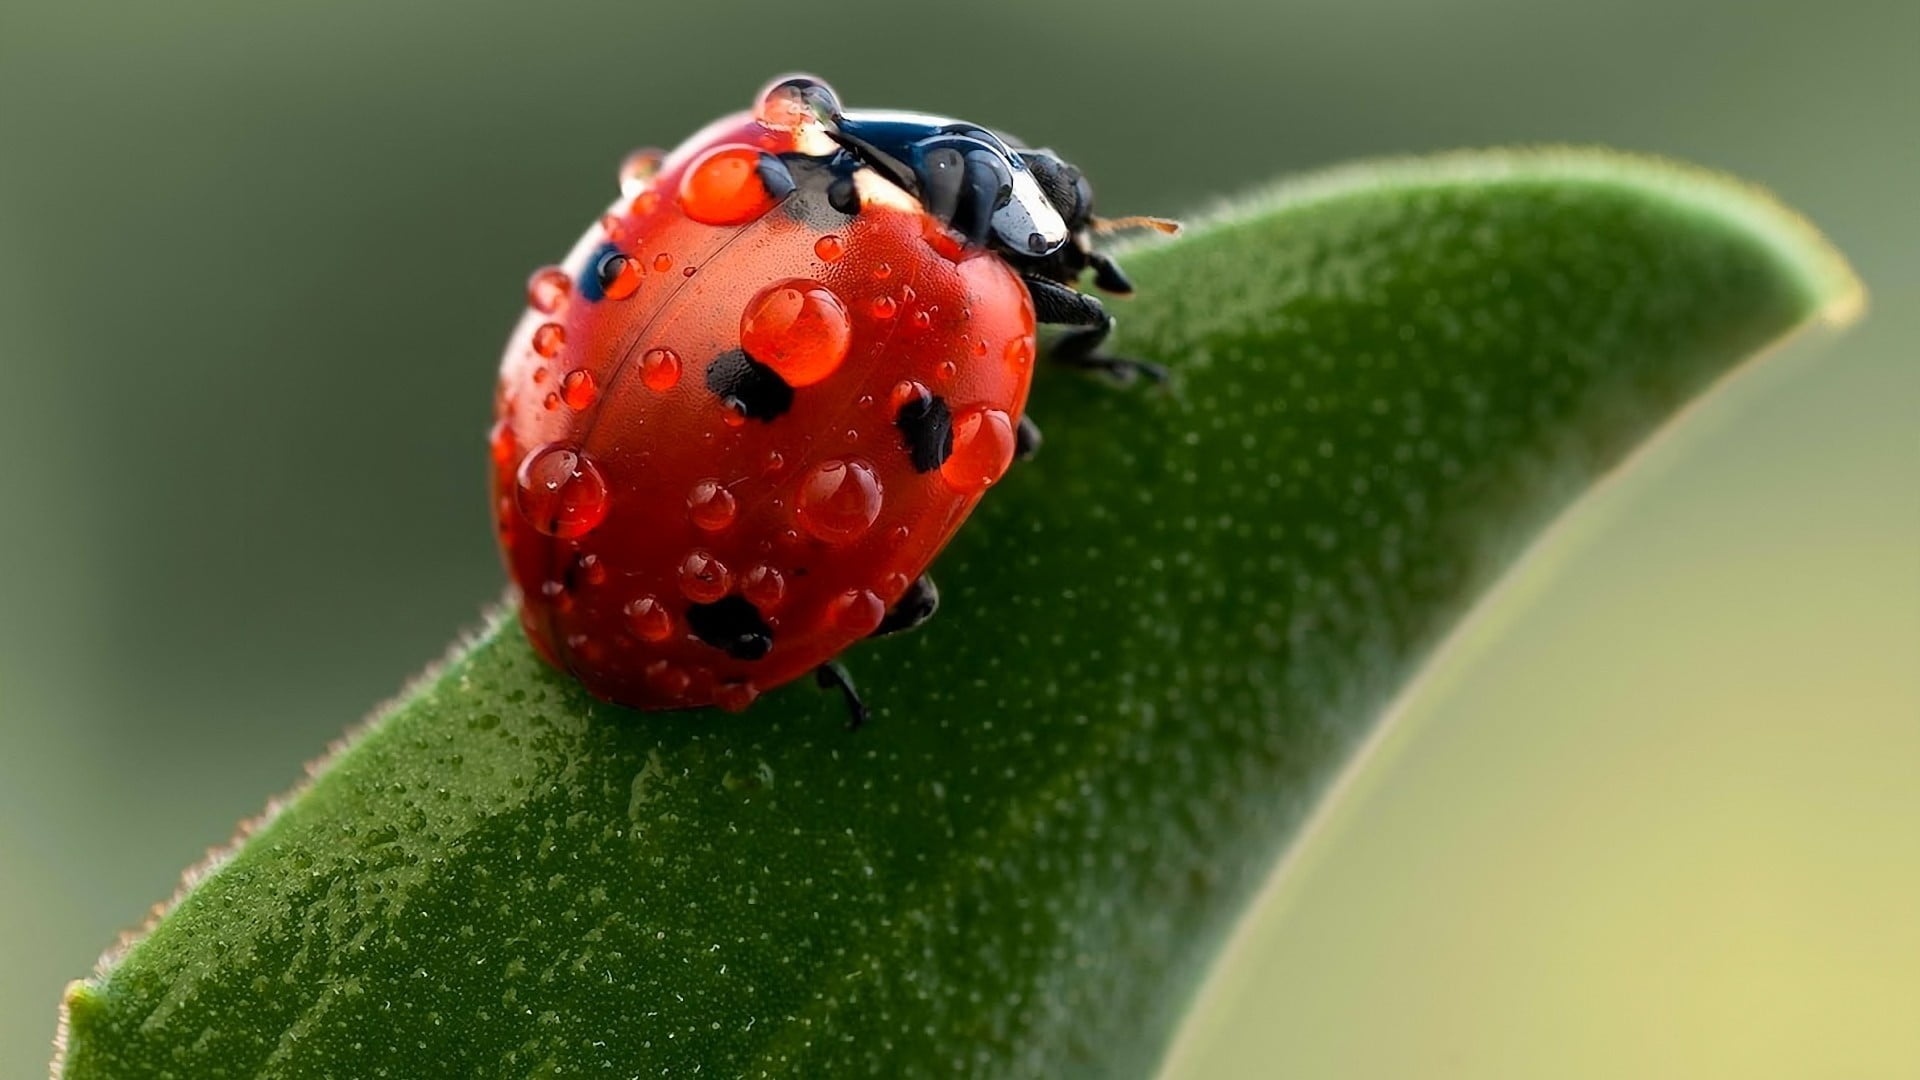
[814,662,870,730]
[869,575,939,638]
[1088,251,1134,295]
[1024,276,1169,385]
[1015,415,1043,461]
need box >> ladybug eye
[755,74,840,132]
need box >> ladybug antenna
[1090,214,1182,236]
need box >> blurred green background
[1,1,1912,1076]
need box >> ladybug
[490,75,1171,724]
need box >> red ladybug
[490,75,1169,723]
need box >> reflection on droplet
[740,279,851,386]
[741,564,787,611]
[678,549,731,603]
[640,347,682,391]
[795,459,882,543]
[618,147,664,195]
[687,479,738,531]
[829,588,884,635]
[941,408,1016,494]
[680,144,780,225]
[561,369,597,409]
[515,445,609,538]
[527,267,571,314]
[623,595,674,643]
[595,250,641,300]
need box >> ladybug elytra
[490,75,1170,724]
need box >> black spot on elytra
[685,595,774,660]
[706,349,794,422]
[576,241,620,302]
[895,391,953,472]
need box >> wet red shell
[491,113,1036,711]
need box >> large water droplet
[740,279,851,387]
[623,595,674,643]
[814,234,846,263]
[687,479,738,531]
[1004,336,1034,372]
[941,408,1016,494]
[680,145,780,226]
[678,550,732,603]
[640,347,682,391]
[515,445,609,538]
[531,322,566,359]
[526,267,571,314]
[755,74,836,131]
[795,459,882,543]
[560,369,597,409]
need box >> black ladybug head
[1017,150,1096,233]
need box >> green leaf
[57,149,1859,1079]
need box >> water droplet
[713,680,760,713]
[623,596,674,643]
[763,449,785,475]
[515,445,609,538]
[600,213,626,243]
[856,394,874,409]
[526,267,571,314]
[595,250,641,301]
[829,588,885,635]
[687,479,738,531]
[869,295,897,320]
[630,190,661,217]
[971,337,989,359]
[678,550,731,603]
[880,571,910,601]
[740,280,851,387]
[889,524,911,544]
[941,408,1016,494]
[741,564,786,610]
[873,262,893,280]
[645,659,692,697]
[532,322,565,359]
[1004,337,1034,371]
[542,391,561,411]
[640,347,682,391]
[532,366,550,384]
[560,369,597,409]
[618,147,664,195]
[937,360,957,382]
[910,309,932,332]
[890,379,928,411]
[680,144,780,226]
[652,252,673,273]
[795,459,882,543]
[539,579,573,614]
[573,552,607,587]
[682,265,698,278]
[814,234,846,262]
[755,74,834,131]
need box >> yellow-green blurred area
[0,1,1912,1076]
